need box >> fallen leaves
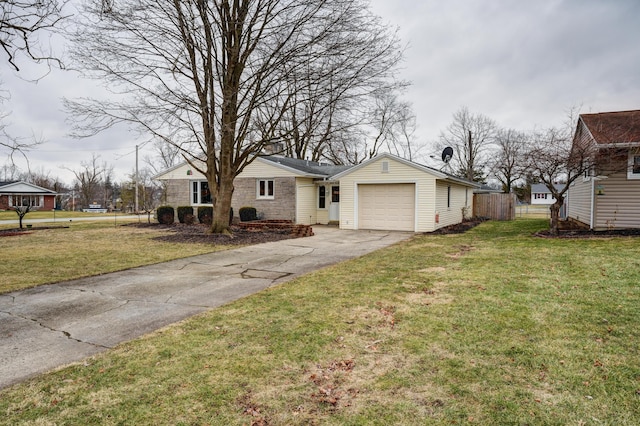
[309,359,357,409]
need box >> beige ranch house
[154,153,478,232]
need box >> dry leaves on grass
[308,359,357,408]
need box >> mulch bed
[535,228,640,238]
[127,222,302,245]
[428,218,489,235]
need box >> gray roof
[259,155,352,177]
[531,183,564,193]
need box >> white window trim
[9,195,44,208]
[256,179,275,200]
[191,180,212,205]
[627,153,640,180]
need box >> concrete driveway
[0,226,412,390]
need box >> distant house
[531,183,563,205]
[0,181,57,211]
[154,153,479,232]
[566,109,640,230]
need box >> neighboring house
[566,109,640,230]
[154,153,479,232]
[0,181,57,211]
[530,183,563,205]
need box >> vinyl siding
[566,179,592,227]
[338,157,437,232]
[295,178,316,225]
[435,181,468,228]
[155,158,301,180]
[593,172,640,229]
[237,158,301,178]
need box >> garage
[358,183,415,231]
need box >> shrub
[156,206,175,225]
[177,206,194,224]
[198,206,213,225]
[239,206,257,222]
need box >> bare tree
[1,1,69,163]
[0,0,68,71]
[65,154,109,209]
[438,106,497,181]
[65,0,404,234]
[490,128,528,193]
[144,138,182,205]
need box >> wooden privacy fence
[473,193,516,221]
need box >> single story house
[154,153,478,232]
[566,109,640,230]
[531,183,564,205]
[0,181,57,211]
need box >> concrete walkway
[0,226,412,390]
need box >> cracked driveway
[0,226,412,389]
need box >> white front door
[329,185,340,221]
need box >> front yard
[1,219,639,424]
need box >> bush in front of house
[198,206,213,225]
[239,206,258,222]
[177,206,194,224]
[156,206,175,225]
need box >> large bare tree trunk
[549,201,563,236]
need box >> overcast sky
[2,0,639,184]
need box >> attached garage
[358,183,415,231]
[331,153,478,233]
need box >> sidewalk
[0,226,412,389]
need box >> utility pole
[467,130,474,181]
[135,144,139,213]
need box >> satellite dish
[441,147,453,163]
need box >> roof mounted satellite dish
[441,146,453,163]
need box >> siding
[236,158,301,178]
[566,179,592,227]
[435,182,468,228]
[295,178,316,225]
[338,156,438,232]
[155,158,300,180]
[593,172,640,230]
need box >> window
[381,161,389,173]
[331,186,340,203]
[447,186,451,208]
[10,195,43,208]
[628,154,640,180]
[318,186,326,209]
[191,181,212,204]
[257,179,274,199]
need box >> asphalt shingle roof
[580,110,640,145]
[259,156,352,177]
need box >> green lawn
[0,210,137,222]
[0,221,226,293]
[1,219,639,425]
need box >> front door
[329,185,340,221]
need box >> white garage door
[358,184,415,231]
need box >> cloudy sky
[2,0,639,184]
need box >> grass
[1,219,639,425]
[0,210,137,222]
[0,221,226,293]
